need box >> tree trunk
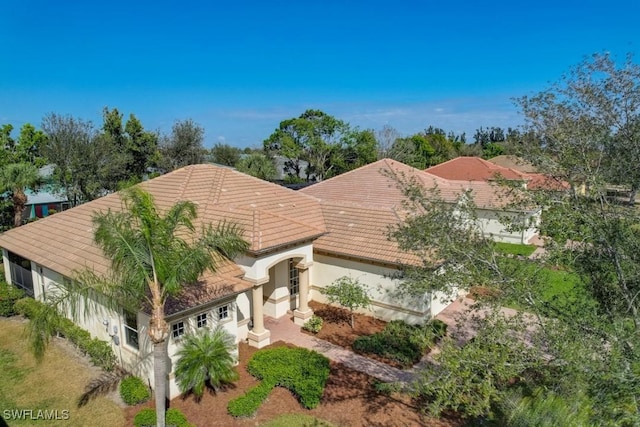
[153,339,167,427]
[149,282,168,427]
[12,191,27,228]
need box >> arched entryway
[247,256,313,348]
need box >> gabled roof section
[301,159,534,267]
[301,158,450,209]
[0,163,326,283]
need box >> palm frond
[77,366,129,407]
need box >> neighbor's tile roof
[0,164,326,310]
[425,157,526,181]
[488,155,538,173]
[427,156,569,192]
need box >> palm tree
[29,187,248,427]
[0,162,40,227]
[91,187,248,427]
[174,326,239,400]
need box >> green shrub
[430,319,448,339]
[13,297,41,318]
[227,381,273,417]
[353,319,446,368]
[302,315,323,334]
[12,296,117,371]
[228,347,330,417]
[133,408,194,427]
[0,282,24,316]
[120,376,151,405]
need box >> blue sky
[1,0,638,148]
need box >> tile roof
[301,159,525,266]
[425,157,526,181]
[488,155,538,173]
[0,164,326,310]
[427,156,568,191]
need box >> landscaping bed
[306,301,445,369]
[124,341,460,427]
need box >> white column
[293,262,314,326]
[247,281,270,348]
[251,284,265,334]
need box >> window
[217,304,230,321]
[123,311,139,350]
[196,312,208,328]
[172,321,185,339]
[288,259,299,295]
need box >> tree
[159,119,206,171]
[210,143,242,167]
[386,53,640,424]
[174,326,239,400]
[375,125,401,159]
[330,128,378,176]
[0,163,40,227]
[235,153,276,181]
[29,187,249,427]
[0,123,47,167]
[321,276,371,328]
[264,109,349,181]
[124,114,159,179]
[517,53,640,203]
[41,113,98,206]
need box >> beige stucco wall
[475,208,541,244]
[311,254,430,324]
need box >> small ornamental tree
[321,276,371,328]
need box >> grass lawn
[494,242,537,257]
[0,318,125,427]
[260,414,335,427]
[501,260,593,312]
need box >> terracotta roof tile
[425,157,526,181]
[0,164,325,311]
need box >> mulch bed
[124,340,461,427]
[304,301,416,369]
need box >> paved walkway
[264,316,415,383]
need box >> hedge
[13,297,117,371]
[120,376,151,406]
[133,408,194,427]
[0,281,24,317]
[228,347,330,417]
[353,319,448,368]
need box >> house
[0,159,532,399]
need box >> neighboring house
[421,157,543,243]
[487,155,538,173]
[0,159,533,399]
[23,189,70,220]
[426,156,567,192]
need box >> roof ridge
[177,166,195,200]
[301,159,391,191]
[202,167,225,211]
[256,207,326,235]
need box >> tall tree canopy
[389,53,640,425]
[518,52,640,203]
[159,119,206,171]
[263,109,375,181]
